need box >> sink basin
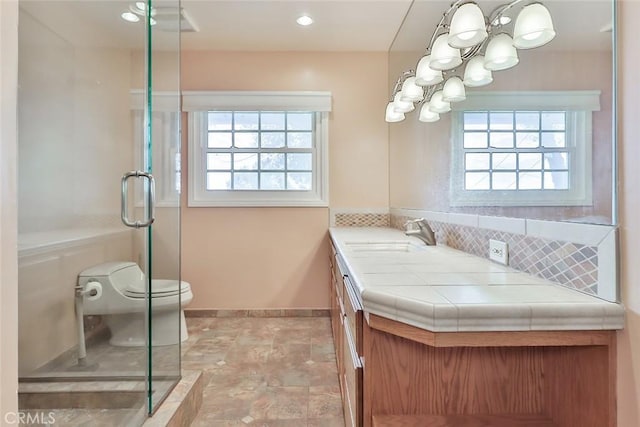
[344,241,425,252]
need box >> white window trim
[450,91,600,207]
[185,91,331,208]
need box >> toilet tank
[78,261,144,293]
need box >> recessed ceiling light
[296,15,313,26]
[121,11,140,23]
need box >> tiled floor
[184,316,345,427]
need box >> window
[186,92,330,207]
[450,91,600,207]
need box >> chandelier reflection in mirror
[385,0,556,123]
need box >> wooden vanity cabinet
[329,241,363,427]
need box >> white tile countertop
[329,227,624,332]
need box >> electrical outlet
[489,239,509,265]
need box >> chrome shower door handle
[121,171,156,228]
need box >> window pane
[465,172,490,190]
[465,153,489,171]
[519,172,542,189]
[261,132,285,148]
[208,132,232,148]
[463,112,488,130]
[261,112,285,130]
[234,132,259,148]
[287,172,312,190]
[234,112,259,130]
[544,152,569,170]
[492,153,516,170]
[492,172,517,190]
[515,112,539,130]
[463,132,488,148]
[541,112,565,130]
[207,153,231,170]
[515,132,539,148]
[234,172,258,190]
[287,153,313,170]
[234,153,258,170]
[208,112,232,130]
[519,153,543,170]
[542,132,566,148]
[490,112,513,130]
[490,133,514,148]
[287,113,313,130]
[260,153,285,170]
[260,172,285,190]
[207,172,231,190]
[287,132,313,148]
[544,171,569,189]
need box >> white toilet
[78,262,193,347]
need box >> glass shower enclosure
[17,0,181,423]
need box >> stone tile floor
[185,316,345,427]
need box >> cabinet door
[343,275,363,354]
[343,321,362,427]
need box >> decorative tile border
[330,208,390,227]
[185,309,330,318]
[391,209,618,299]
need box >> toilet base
[104,309,188,347]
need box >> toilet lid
[124,280,191,299]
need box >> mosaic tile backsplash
[390,214,598,295]
[334,213,390,228]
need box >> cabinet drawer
[342,320,362,427]
[343,275,362,354]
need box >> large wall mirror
[388,0,616,226]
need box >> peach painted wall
[180,51,389,309]
[389,50,614,222]
[617,1,640,425]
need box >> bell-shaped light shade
[484,33,519,71]
[463,55,493,87]
[427,91,451,113]
[392,92,415,113]
[442,77,466,102]
[429,34,462,71]
[415,55,444,86]
[385,102,405,122]
[419,103,440,122]
[513,3,556,49]
[400,77,425,102]
[448,3,488,48]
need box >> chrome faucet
[404,218,436,246]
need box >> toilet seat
[124,280,191,299]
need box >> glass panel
[519,172,542,190]
[542,132,566,148]
[489,112,514,130]
[234,172,259,189]
[519,153,543,170]
[489,133,514,148]
[208,132,232,148]
[515,112,540,130]
[260,153,285,170]
[287,132,313,148]
[492,172,517,190]
[261,112,285,130]
[209,112,232,130]
[463,112,488,130]
[287,172,313,190]
[234,153,259,170]
[541,112,566,130]
[234,112,259,130]
[465,172,490,190]
[544,171,569,189]
[287,153,313,170]
[261,132,285,148]
[515,132,539,148]
[463,132,488,148]
[545,152,569,170]
[207,172,232,189]
[207,153,232,170]
[261,172,285,190]
[287,112,313,130]
[235,132,259,148]
[492,153,516,170]
[465,153,490,171]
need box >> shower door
[17,0,181,422]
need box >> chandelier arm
[488,0,530,26]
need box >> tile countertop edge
[329,227,625,333]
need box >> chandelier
[385,0,556,123]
